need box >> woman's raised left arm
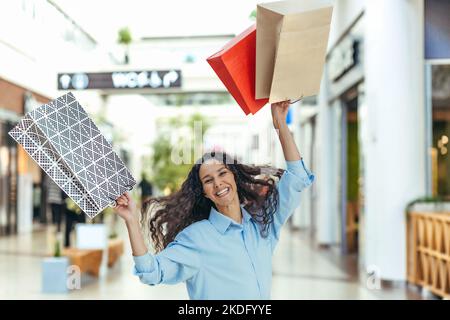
[271,100,301,162]
[270,101,314,247]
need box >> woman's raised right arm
[115,192,201,286]
[115,192,147,257]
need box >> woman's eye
[205,179,212,184]
[219,171,227,176]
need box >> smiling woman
[114,100,315,300]
[144,151,283,252]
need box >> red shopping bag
[207,24,268,115]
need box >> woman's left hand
[271,100,290,129]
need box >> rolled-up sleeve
[270,159,314,246]
[133,230,201,285]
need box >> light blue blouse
[133,159,314,300]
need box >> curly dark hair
[141,152,283,252]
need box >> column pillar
[363,0,425,280]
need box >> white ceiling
[52,0,262,44]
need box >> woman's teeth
[216,187,230,197]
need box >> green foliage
[117,27,132,64]
[109,231,118,239]
[433,121,450,196]
[249,9,256,20]
[149,113,211,193]
[347,121,359,201]
[151,136,191,192]
[405,195,448,213]
[117,27,132,45]
[188,113,210,129]
[54,239,61,257]
[65,197,82,214]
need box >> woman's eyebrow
[201,166,226,181]
[201,174,211,181]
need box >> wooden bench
[407,211,450,299]
[108,238,125,267]
[62,239,124,277]
[62,247,103,277]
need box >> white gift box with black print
[9,92,136,218]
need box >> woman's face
[199,159,238,207]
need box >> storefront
[315,0,446,281]
[424,0,450,198]
[326,13,365,255]
[0,118,17,236]
[0,78,51,236]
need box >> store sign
[57,70,182,90]
[328,38,360,82]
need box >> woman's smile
[215,187,230,198]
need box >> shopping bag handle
[289,94,304,105]
[109,184,135,208]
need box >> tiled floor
[0,223,427,300]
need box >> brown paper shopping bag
[256,0,333,103]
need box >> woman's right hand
[115,192,138,223]
[116,192,148,257]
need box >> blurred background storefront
[300,0,450,286]
[425,0,450,199]
[0,0,109,236]
[0,81,51,236]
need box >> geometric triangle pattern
[8,92,136,218]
